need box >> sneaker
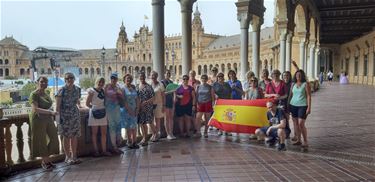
[167,135,176,140]
[265,138,276,146]
[64,157,72,165]
[277,143,286,151]
[217,131,223,136]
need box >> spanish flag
[208,99,271,134]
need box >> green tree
[20,82,37,98]
[80,77,95,89]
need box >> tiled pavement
[6,83,375,182]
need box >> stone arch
[178,65,182,76]
[108,67,112,74]
[294,4,307,34]
[20,68,25,76]
[233,63,238,73]
[122,66,126,75]
[276,0,288,21]
[309,17,317,42]
[198,65,202,75]
[147,67,151,76]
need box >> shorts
[154,104,164,118]
[197,101,213,113]
[328,77,333,81]
[175,103,193,117]
[165,94,174,109]
[290,105,308,119]
[259,126,290,140]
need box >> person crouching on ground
[255,101,290,151]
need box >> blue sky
[1,0,275,50]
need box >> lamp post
[171,48,175,79]
[101,47,106,77]
[114,49,118,73]
[165,49,169,68]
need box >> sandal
[301,145,309,152]
[41,161,53,171]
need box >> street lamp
[165,49,169,68]
[101,47,106,77]
[114,49,118,73]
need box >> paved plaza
[6,83,375,182]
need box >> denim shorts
[290,105,308,119]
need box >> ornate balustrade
[0,110,94,176]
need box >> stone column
[308,44,315,80]
[152,0,165,79]
[251,16,261,78]
[314,45,320,79]
[299,39,306,71]
[285,32,293,71]
[178,0,196,75]
[237,12,251,81]
[279,31,287,72]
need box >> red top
[265,80,287,96]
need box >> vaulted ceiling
[315,0,375,44]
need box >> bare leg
[100,126,107,152]
[195,112,203,135]
[185,115,191,136]
[141,124,148,142]
[126,129,132,145]
[255,129,266,141]
[71,137,78,159]
[299,119,308,145]
[164,109,172,136]
[292,117,300,142]
[278,129,286,144]
[63,137,71,160]
[203,113,210,135]
[178,117,185,136]
[91,126,99,153]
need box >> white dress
[88,88,108,126]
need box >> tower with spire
[117,21,129,60]
[192,4,204,59]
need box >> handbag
[92,108,106,119]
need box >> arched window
[198,65,202,75]
[0,59,3,64]
[5,59,9,64]
[0,69,3,77]
[5,68,9,76]
[85,68,89,75]
[20,68,25,76]
[204,65,208,75]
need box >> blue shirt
[227,80,243,100]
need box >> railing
[0,110,94,176]
[3,108,32,117]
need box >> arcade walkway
[6,83,375,182]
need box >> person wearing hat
[104,72,124,154]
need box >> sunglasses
[183,78,189,80]
[217,75,224,78]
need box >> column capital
[152,0,165,6]
[251,15,263,31]
[237,12,251,29]
[178,0,196,13]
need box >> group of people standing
[29,60,312,171]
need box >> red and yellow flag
[208,99,271,134]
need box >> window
[5,59,9,64]
[364,54,368,76]
[354,57,359,76]
[0,59,2,64]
